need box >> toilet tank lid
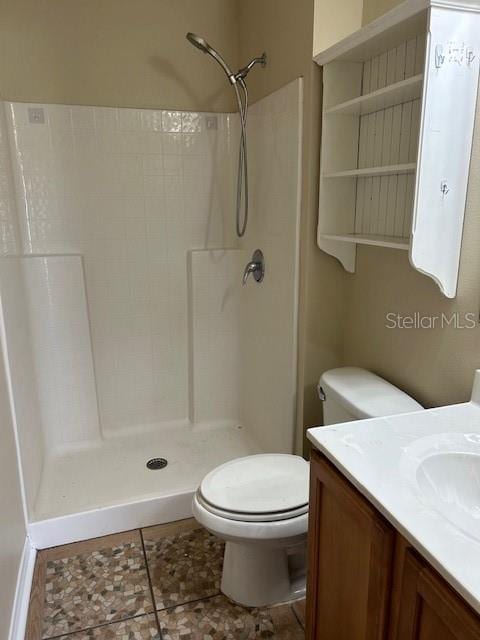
[319,367,423,420]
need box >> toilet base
[220,540,306,608]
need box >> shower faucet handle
[242,249,265,285]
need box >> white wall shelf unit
[314,0,480,298]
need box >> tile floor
[26,519,305,639]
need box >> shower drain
[146,457,168,470]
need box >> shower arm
[234,53,267,82]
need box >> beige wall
[0,86,26,636]
[0,340,26,636]
[0,0,239,111]
[239,0,346,453]
[239,0,313,105]
[362,0,405,23]
[314,0,363,56]
[340,0,480,407]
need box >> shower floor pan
[29,422,263,548]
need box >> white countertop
[308,399,480,614]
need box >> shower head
[186,32,211,54]
[186,32,236,84]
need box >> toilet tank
[319,367,423,425]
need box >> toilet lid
[199,454,309,516]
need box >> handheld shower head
[186,32,236,84]
[186,32,211,54]
[186,31,267,238]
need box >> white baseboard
[8,537,36,640]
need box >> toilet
[192,367,423,607]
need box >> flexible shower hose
[233,78,249,237]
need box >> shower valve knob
[242,249,265,285]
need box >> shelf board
[323,163,416,178]
[325,74,423,116]
[321,233,410,250]
[314,0,429,64]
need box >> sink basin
[417,452,480,540]
[401,433,480,541]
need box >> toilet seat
[196,491,309,522]
[193,492,309,543]
[198,454,309,523]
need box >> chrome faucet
[242,249,265,285]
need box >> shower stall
[0,78,302,548]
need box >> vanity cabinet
[306,451,480,640]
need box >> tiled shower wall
[6,103,238,433]
[240,79,301,453]
[0,257,43,518]
[0,104,18,254]
[191,248,247,423]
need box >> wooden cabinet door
[306,451,395,640]
[392,550,480,640]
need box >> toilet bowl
[192,453,309,608]
[193,368,423,608]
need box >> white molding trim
[314,0,480,65]
[314,0,428,64]
[8,537,36,640]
